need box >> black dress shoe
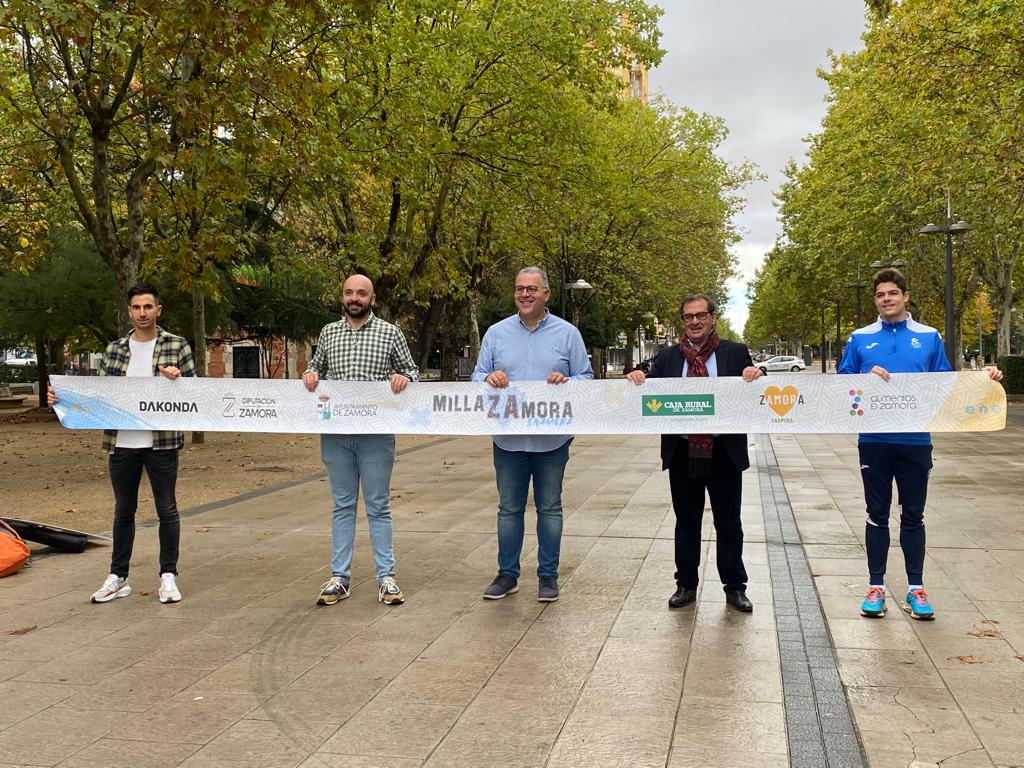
[725,588,753,612]
[668,587,697,608]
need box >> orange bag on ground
[0,519,30,577]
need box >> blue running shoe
[903,588,935,620]
[860,587,886,618]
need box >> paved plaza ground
[1,404,1022,767]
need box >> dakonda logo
[642,395,715,416]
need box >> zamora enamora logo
[642,395,715,416]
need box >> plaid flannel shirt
[100,328,197,454]
[306,313,419,383]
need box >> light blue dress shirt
[472,311,594,452]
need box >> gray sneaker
[483,574,519,600]
[537,576,559,603]
[316,576,350,606]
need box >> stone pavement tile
[973,600,1024,651]
[0,660,39,683]
[941,668,1024,713]
[299,756,420,768]
[962,710,1024,766]
[0,627,113,663]
[11,643,152,685]
[134,631,260,671]
[0,680,78,729]
[811,575,874,597]
[608,609,694,640]
[692,600,776,630]
[61,666,207,712]
[249,679,379,728]
[688,624,779,662]
[928,547,1022,603]
[318,701,463,761]
[682,657,782,702]
[50,737,199,768]
[119,691,264,744]
[846,684,960,712]
[801,543,868,560]
[0,706,118,766]
[423,729,555,767]
[826,617,921,651]
[807,557,865,577]
[201,607,318,640]
[91,617,211,649]
[308,637,425,680]
[252,619,361,658]
[188,652,323,696]
[488,643,602,691]
[517,612,615,650]
[672,696,786,755]
[836,647,944,688]
[373,660,494,706]
[545,713,674,768]
[667,748,789,768]
[174,718,313,768]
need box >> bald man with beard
[303,274,419,607]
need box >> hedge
[998,355,1024,395]
[0,364,41,384]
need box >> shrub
[0,364,39,384]
[998,355,1024,395]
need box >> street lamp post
[920,217,971,366]
[559,264,592,323]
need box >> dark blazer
[647,339,753,472]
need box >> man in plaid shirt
[303,274,419,606]
[48,283,196,605]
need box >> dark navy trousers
[858,442,933,585]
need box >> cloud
[650,1,867,336]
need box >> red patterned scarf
[679,329,720,477]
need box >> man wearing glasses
[627,293,763,612]
[472,267,593,602]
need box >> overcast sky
[648,1,867,333]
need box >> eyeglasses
[681,311,711,322]
[514,286,544,295]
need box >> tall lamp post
[559,265,592,323]
[919,218,971,366]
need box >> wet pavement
[1,403,1021,767]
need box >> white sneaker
[91,574,131,603]
[158,573,181,603]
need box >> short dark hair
[127,283,160,304]
[873,269,907,293]
[679,293,717,317]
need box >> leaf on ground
[949,655,990,664]
[138,591,150,596]
[197,527,210,532]
[1015,656,1024,662]
[249,555,263,561]
[968,628,1003,639]
[60,508,78,514]
[6,624,37,635]
[981,619,1000,625]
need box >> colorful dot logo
[849,389,864,416]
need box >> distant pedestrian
[626,293,763,613]
[840,269,1003,620]
[472,267,593,603]
[48,283,195,604]
[303,274,418,607]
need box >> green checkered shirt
[306,313,419,383]
[100,328,197,454]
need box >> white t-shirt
[115,337,157,449]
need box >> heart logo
[764,386,799,417]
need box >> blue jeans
[321,434,397,582]
[493,440,571,580]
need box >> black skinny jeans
[108,447,180,578]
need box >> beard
[345,302,371,319]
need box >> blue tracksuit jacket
[838,315,952,445]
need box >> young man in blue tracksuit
[839,268,1003,620]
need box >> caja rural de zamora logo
[849,389,865,416]
[643,395,715,416]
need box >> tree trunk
[413,298,446,372]
[34,337,48,408]
[467,291,481,361]
[590,347,605,379]
[439,306,458,382]
[191,284,206,444]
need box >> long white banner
[49,373,1005,435]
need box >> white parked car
[758,355,806,373]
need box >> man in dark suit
[627,293,764,612]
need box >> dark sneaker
[316,576,350,606]
[378,576,404,605]
[537,577,559,603]
[482,574,519,600]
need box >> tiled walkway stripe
[757,437,868,768]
